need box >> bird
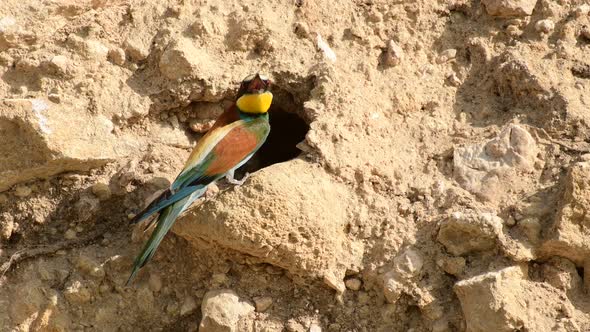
[126,73,273,284]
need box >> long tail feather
[126,188,206,285]
[130,185,204,225]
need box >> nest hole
[235,98,310,178]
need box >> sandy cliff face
[1,0,590,331]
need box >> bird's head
[236,73,273,114]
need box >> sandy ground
[2,0,590,331]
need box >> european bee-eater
[126,73,272,284]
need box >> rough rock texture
[455,265,576,332]
[1,0,590,331]
[199,289,254,332]
[0,99,141,191]
[541,162,590,265]
[453,124,539,202]
[482,0,538,17]
[438,211,504,256]
[173,160,363,288]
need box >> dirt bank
[1,0,590,331]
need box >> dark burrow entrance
[233,91,310,178]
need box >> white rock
[84,39,109,60]
[316,34,336,62]
[482,0,537,17]
[383,40,403,67]
[0,17,16,33]
[453,124,538,200]
[382,272,403,304]
[393,249,424,277]
[200,289,254,332]
[534,19,554,34]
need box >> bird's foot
[226,171,250,186]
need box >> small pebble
[439,256,465,276]
[505,215,516,226]
[108,47,126,65]
[91,182,111,201]
[323,274,345,294]
[148,273,162,292]
[49,55,70,75]
[14,185,32,197]
[345,278,362,291]
[180,296,197,315]
[506,25,521,36]
[99,283,111,294]
[189,119,214,133]
[436,49,457,64]
[254,296,273,312]
[293,21,310,38]
[48,93,60,103]
[580,25,590,41]
[535,19,554,34]
[383,40,404,67]
[211,272,228,285]
[64,229,77,240]
[168,115,180,128]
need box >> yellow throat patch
[236,91,273,114]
